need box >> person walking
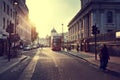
[76,44,79,52]
[99,44,110,70]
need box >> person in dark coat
[99,44,110,70]
[76,44,79,52]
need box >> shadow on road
[103,69,120,78]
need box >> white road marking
[18,50,40,80]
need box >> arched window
[107,11,113,23]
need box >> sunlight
[26,0,80,37]
[26,0,55,36]
[116,31,120,38]
[33,56,40,61]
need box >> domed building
[51,28,58,37]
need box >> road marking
[45,52,58,67]
[18,50,39,80]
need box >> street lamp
[12,1,20,57]
[14,2,18,5]
[13,1,18,48]
[13,1,18,33]
[6,22,14,61]
[61,24,64,49]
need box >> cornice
[68,1,120,27]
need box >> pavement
[62,49,120,74]
[0,55,28,74]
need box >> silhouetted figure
[76,44,79,52]
[67,45,71,51]
[99,44,110,70]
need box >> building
[63,32,69,46]
[38,38,48,47]
[31,25,38,42]
[68,0,120,55]
[45,35,51,47]
[0,0,32,56]
[0,0,16,56]
[15,0,32,45]
[51,27,58,37]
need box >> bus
[51,36,62,51]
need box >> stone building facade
[0,0,15,56]
[0,0,32,56]
[15,0,32,45]
[68,0,120,56]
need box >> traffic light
[92,25,99,60]
[92,25,100,34]
[97,30,100,34]
[92,25,97,34]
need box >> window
[7,19,9,26]
[10,9,12,17]
[13,12,16,19]
[7,5,9,15]
[3,2,6,12]
[107,29,113,32]
[3,18,5,29]
[107,11,113,23]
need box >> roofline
[68,1,120,27]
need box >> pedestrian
[67,45,71,51]
[76,44,79,52]
[99,44,110,70]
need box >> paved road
[0,48,119,80]
[18,48,120,80]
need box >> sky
[26,0,80,38]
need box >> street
[0,48,120,80]
[1,0,120,80]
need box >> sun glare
[27,0,56,36]
[26,0,80,37]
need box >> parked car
[32,44,40,49]
[23,45,32,51]
[32,45,38,49]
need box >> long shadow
[59,51,120,78]
[103,69,120,78]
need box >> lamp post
[6,22,14,61]
[13,1,18,49]
[61,24,64,50]
[14,1,18,34]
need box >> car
[32,45,37,49]
[23,45,32,51]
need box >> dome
[51,28,57,33]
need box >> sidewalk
[64,50,120,73]
[0,55,27,74]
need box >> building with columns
[68,0,120,55]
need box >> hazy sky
[26,0,80,38]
